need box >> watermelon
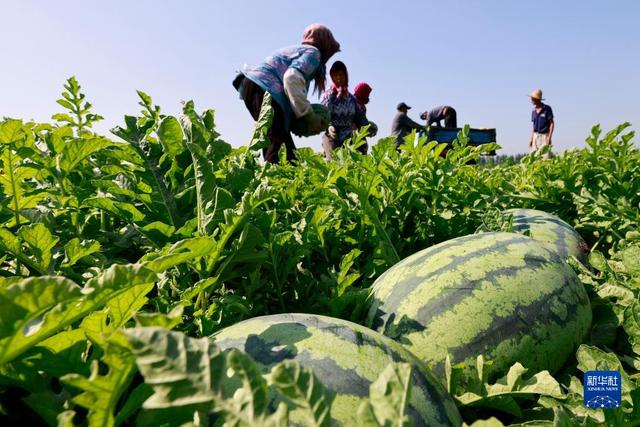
[503,208,589,263]
[366,232,592,383]
[212,313,462,427]
[290,104,330,137]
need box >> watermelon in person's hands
[291,104,330,137]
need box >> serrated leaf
[62,341,137,427]
[125,327,224,409]
[357,362,412,427]
[456,362,564,418]
[268,360,332,427]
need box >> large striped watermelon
[211,313,462,427]
[502,208,589,263]
[366,232,591,383]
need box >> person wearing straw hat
[528,89,554,158]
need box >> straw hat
[529,89,544,100]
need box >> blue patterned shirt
[241,45,322,128]
[322,91,368,142]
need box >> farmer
[353,82,377,154]
[354,82,372,114]
[322,61,369,159]
[528,89,554,158]
[233,24,340,164]
[391,102,423,146]
[420,105,457,128]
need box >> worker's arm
[547,120,555,145]
[528,130,534,148]
[283,68,311,118]
[402,114,423,131]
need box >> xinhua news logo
[583,371,621,409]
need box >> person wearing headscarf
[321,61,369,159]
[354,82,372,114]
[233,24,340,163]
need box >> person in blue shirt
[233,24,340,164]
[528,89,554,158]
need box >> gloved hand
[367,122,378,137]
[327,125,337,140]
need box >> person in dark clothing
[420,105,457,128]
[233,24,340,164]
[391,102,423,146]
[528,89,554,159]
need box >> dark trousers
[443,108,457,128]
[240,77,297,164]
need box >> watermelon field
[1,77,639,426]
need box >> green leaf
[124,327,223,420]
[248,92,274,152]
[157,116,185,156]
[185,140,221,236]
[62,340,137,427]
[125,327,289,426]
[225,349,270,423]
[0,145,44,226]
[465,418,505,427]
[0,227,48,275]
[336,248,362,296]
[0,276,82,364]
[357,362,413,427]
[58,137,114,172]
[620,245,640,275]
[26,328,90,377]
[456,362,564,418]
[17,223,59,274]
[268,360,332,427]
[111,112,182,228]
[0,119,33,145]
[61,238,101,268]
[0,264,156,364]
[83,197,146,222]
[623,301,640,355]
[134,305,184,330]
[142,236,217,273]
[576,345,634,408]
[81,280,155,344]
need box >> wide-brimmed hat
[397,102,411,110]
[529,89,544,100]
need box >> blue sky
[2,1,638,154]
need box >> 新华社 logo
[584,371,622,409]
